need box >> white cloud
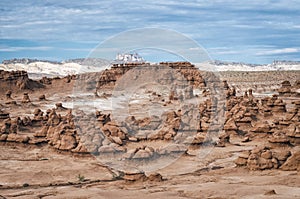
[0,46,53,52]
[256,48,299,56]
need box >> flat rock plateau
[0,62,299,199]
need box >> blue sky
[0,0,300,64]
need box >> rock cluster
[235,146,299,171]
[0,114,30,143]
[96,62,207,94]
[278,80,300,97]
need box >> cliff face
[0,70,44,93]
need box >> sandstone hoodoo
[21,92,31,103]
[38,94,46,101]
[5,90,12,100]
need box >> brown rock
[34,126,49,137]
[110,136,123,145]
[224,118,238,131]
[5,90,12,100]
[239,151,250,159]
[123,148,138,159]
[6,134,29,143]
[251,121,270,133]
[38,94,46,101]
[0,110,10,120]
[261,150,272,159]
[55,103,67,110]
[272,150,291,161]
[258,158,273,169]
[235,157,248,166]
[72,142,89,153]
[280,151,300,171]
[0,134,8,141]
[59,135,77,150]
[268,131,290,144]
[21,93,31,103]
[264,190,277,195]
[158,144,187,155]
[147,173,163,182]
[132,149,153,159]
[98,145,116,153]
[123,171,147,182]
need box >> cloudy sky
[0,0,300,63]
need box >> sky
[0,0,300,64]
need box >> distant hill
[0,58,299,79]
[63,58,110,67]
[200,60,300,71]
[0,58,110,79]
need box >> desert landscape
[0,59,299,199]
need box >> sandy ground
[0,142,299,199]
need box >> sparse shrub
[77,174,85,182]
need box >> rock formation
[21,93,31,103]
[0,70,43,92]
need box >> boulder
[224,118,238,131]
[251,121,271,133]
[0,110,10,120]
[34,126,49,137]
[59,134,77,150]
[123,171,147,182]
[6,134,29,143]
[38,94,46,101]
[147,173,163,182]
[55,103,67,110]
[132,149,153,159]
[280,151,300,171]
[268,131,290,145]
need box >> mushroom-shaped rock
[55,103,67,110]
[38,94,46,101]
[21,93,31,103]
[5,90,12,100]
